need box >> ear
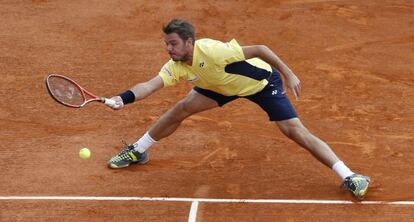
[185,38,194,46]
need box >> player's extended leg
[108,89,219,169]
[276,117,370,199]
[276,117,339,168]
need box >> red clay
[1,0,413,221]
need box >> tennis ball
[79,148,91,159]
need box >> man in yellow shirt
[107,19,370,200]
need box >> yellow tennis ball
[79,148,91,159]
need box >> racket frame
[45,74,105,108]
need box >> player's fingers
[105,98,122,110]
[104,98,117,107]
[117,101,124,109]
[295,84,301,98]
[291,87,299,100]
[107,96,124,110]
[111,100,123,110]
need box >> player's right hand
[109,96,124,110]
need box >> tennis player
[107,19,370,200]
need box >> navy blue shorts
[193,70,297,121]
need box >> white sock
[133,132,157,153]
[332,161,354,180]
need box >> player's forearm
[259,45,295,79]
[130,83,155,101]
[258,46,301,99]
[116,75,163,107]
[130,75,164,101]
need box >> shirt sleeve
[212,39,245,66]
[158,60,181,87]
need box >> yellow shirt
[158,38,273,96]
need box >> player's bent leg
[108,90,218,169]
[148,89,219,141]
[108,90,219,169]
[276,117,340,168]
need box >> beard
[171,53,190,62]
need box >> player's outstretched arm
[242,45,301,100]
[110,75,164,110]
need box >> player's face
[164,33,192,62]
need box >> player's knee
[169,100,192,121]
[178,97,201,115]
[282,125,309,141]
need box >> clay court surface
[1,0,413,221]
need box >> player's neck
[184,56,193,66]
[183,44,194,66]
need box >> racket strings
[47,76,85,106]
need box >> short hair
[163,19,195,44]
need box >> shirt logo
[163,67,173,77]
[199,62,205,68]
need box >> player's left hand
[285,74,301,100]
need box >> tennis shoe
[108,142,149,169]
[341,173,370,200]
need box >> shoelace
[112,142,134,161]
[346,179,358,191]
[345,176,365,192]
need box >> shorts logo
[272,90,278,95]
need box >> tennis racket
[45,74,117,108]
